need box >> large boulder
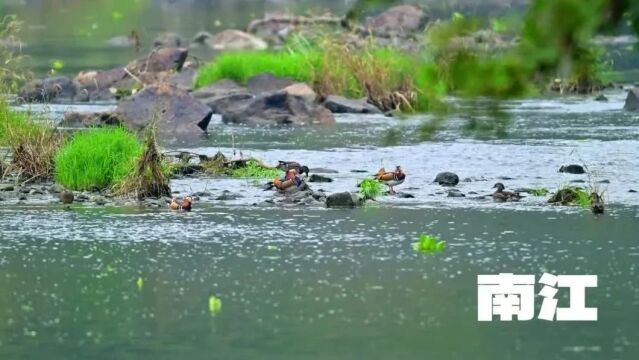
[624,88,639,111]
[127,47,188,73]
[247,73,295,94]
[282,83,316,102]
[323,95,381,114]
[247,14,344,45]
[220,92,334,126]
[559,164,585,174]
[192,79,247,99]
[73,67,134,102]
[19,76,76,102]
[326,192,362,208]
[434,172,460,186]
[204,93,255,114]
[194,30,268,51]
[116,84,212,135]
[62,112,123,127]
[366,5,429,37]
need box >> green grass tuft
[359,178,384,200]
[55,128,142,191]
[194,51,321,88]
[230,159,280,179]
[413,234,447,253]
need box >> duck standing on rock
[492,183,523,202]
[374,166,406,195]
[276,161,310,178]
[168,196,193,212]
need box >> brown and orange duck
[276,161,310,178]
[264,168,306,192]
[168,196,193,211]
[374,166,406,194]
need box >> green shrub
[55,128,142,191]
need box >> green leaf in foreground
[413,234,446,254]
[209,296,222,316]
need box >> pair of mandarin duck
[264,161,310,192]
[492,183,523,202]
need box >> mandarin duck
[169,196,193,211]
[264,169,306,192]
[374,166,406,194]
[492,183,522,202]
[590,192,604,214]
[276,161,310,178]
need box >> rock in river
[19,76,76,102]
[366,5,429,37]
[434,172,460,186]
[559,164,585,174]
[116,84,212,135]
[624,87,639,111]
[221,92,335,126]
[247,73,295,94]
[194,29,267,51]
[309,174,334,183]
[326,192,362,208]
[323,95,382,114]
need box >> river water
[1,90,639,359]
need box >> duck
[590,192,604,214]
[492,183,523,202]
[264,169,306,192]
[276,161,310,178]
[169,196,193,211]
[374,166,406,194]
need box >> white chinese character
[538,273,598,321]
[478,273,535,321]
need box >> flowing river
[1,92,638,359]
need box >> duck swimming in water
[169,196,193,211]
[374,166,406,195]
[492,183,522,202]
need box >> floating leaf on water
[414,234,446,254]
[209,295,222,316]
[136,277,144,290]
[50,59,64,71]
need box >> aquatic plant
[208,295,222,316]
[528,187,550,196]
[413,234,447,254]
[230,159,280,179]
[359,178,384,200]
[548,186,591,208]
[55,128,142,191]
[0,99,61,181]
[114,121,171,199]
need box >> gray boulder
[73,67,133,102]
[624,88,639,111]
[247,73,295,94]
[194,29,267,51]
[204,93,255,114]
[127,47,188,73]
[326,192,362,208]
[221,92,335,126]
[559,164,585,174]
[193,79,247,99]
[116,84,212,135]
[323,95,381,114]
[366,5,429,37]
[19,76,76,102]
[434,172,460,186]
[62,112,123,127]
[309,174,333,183]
